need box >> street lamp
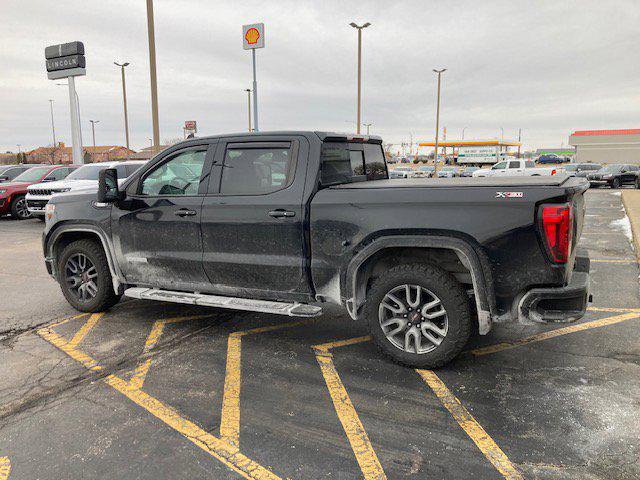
[146,0,160,152]
[462,126,468,140]
[432,68,446,173]
[349,22,371,135]
[89,120,100,152]
[500,126,504,142]
[48,99,56,147]
[114,61,131,150]
[245,88,252,132]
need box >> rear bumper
[518,252,591,323]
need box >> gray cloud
[0,0,638,153]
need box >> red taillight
[540,203,573,263]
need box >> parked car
[586,164,640,188]
[413,165,435,178]
[0,164,46,183]
[435,166,456,178]
[473,159,559,177]
[43,131,590,369]
[27,160,146,218]
[389,166,415,178]
[537,154,567,164]
[0,165,77,219]
[459,167,480,177]
[563,163,601,178]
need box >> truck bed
[333,176,582,189]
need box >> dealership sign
[243,23,265,49]
[457,146,498,164]
[45,41,86,80]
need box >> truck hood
[0,182,32,191]
[28,179,97,191]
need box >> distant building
[128,145,170,161]
[569,129,640,164]
[25,143,136,164]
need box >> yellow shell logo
[245,27,260,44]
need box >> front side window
[221,146,293,195]
[492,162,507,170]
[43,168,70,181]
[141,149,207,196]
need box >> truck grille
[30,188,54,196]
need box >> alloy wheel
[14,197,31,219]
[64,253,99,301]
[378,284,449,354]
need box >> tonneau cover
[333,175,584,189]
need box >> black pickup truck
[43,132,591,367]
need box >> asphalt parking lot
[1,189,639,480]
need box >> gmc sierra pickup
[42,132,591,368]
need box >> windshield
[600,165,623,173]
[12,166,51,182]
[564,165,578,171]
[66,164,106,181]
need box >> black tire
[10,195,31,220]
[611,178,621,189]
[364,263,471,369]
[58,239,122,312]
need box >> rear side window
[364,144,388,180]
[525,161,535,168]
[508,162,519,169]
[221,145,294,195]
[44,167,71,181]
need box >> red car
[0,165,79,220]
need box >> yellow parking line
[39,318,282,479]
[313,335,372,352]
[313,346,386,480]
[68,313,104,347]
[417,370,523,480]
[590,258,637,263]
[471,311,640,356]
[105,374,280,480]
[219,320,313,448]
[0,457,10,480]
[47,312,89,329]
[588,306,640,313]
[37,327,102,371]
[128,314,214,390]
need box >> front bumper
[588,179,610,186]
[518,252,591,323]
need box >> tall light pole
[89,120,100,152]
[462,126,468,140]
[349,22,371,135]
[500,126,504,142]
[114,62,131,150]
[432,68,446,173]
[364,123,372,135]
[245,88,252,132]
[48,99,56,147]
[146,0,160,152]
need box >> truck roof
[176,131,383,144]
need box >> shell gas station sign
[243,23,265,49]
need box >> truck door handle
[175,209,197,217]
[268,209,296,218]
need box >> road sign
[45,41,84,59]
[243,23,265,49]
[46,55,86,72]
[184,120,197,131]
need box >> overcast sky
[1,0,639,153]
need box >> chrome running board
[124,287,323,317]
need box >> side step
[124,287,323,317]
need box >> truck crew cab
[43,132,591,368]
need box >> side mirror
[98,168,120,203]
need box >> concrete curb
[621,190,640,260]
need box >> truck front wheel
[364,264,471,368]
[58,239,122,312]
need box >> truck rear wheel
[364,264,471,368]
[58,239,122,312]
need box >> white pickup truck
[472,158,559,177]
